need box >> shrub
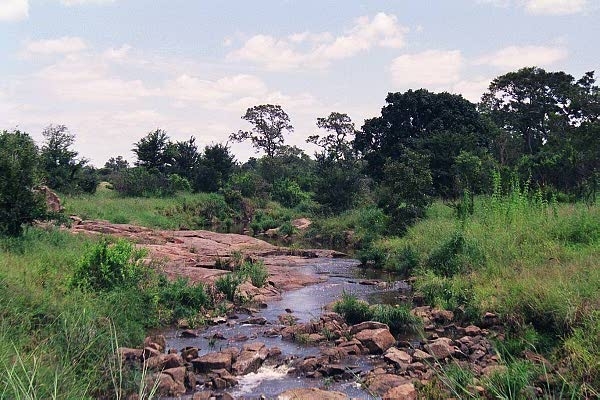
[370,304,420,334]
[215,273,243,302]
[168,173,192,192]
[239,260,269,288]
[415,271,476,317]
[0,130,46,236]
[357,244,386,268]
[272,178,310,208]
[395,245,420,275]
[425,231,484,277]
[333,292,372,325]
[483,360,537,399]
[71,239,148,291]
[154,276,211,323]
[111,168,175,197]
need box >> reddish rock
[144,335,166,353]
[426,337,455,359]
[118,347,142,361]
[384,347,412,368]
[192,351,232,373]
[465,325,482,336]
[232,342,268,375]
[350,321,389,335]
[146,353,183,371]
[147,372,186,397]
[355,328,395,354]
[384,383,417,400]
[278,387,348,400]
[366,373,409,395]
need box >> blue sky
[1,0,598,165]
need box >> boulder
[118,347,142,362]
[384,383,417,400]
[465,325,482,336]
[191,351,232,373]
[426,337,455,359]
[232,342,268,375]
[350,321,389,335]
[384,347,412,368]
[366,373,409,395]
[147,371,186,397]
[278,387,348,400]
[355,328,395,354]
[143,335,166,353]
[146,353,183,371]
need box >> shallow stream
[164,258,410,399]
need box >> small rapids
[164,257,410,399]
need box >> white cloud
[474,45,567,69]
[23,36,88,55]
[451,78,493,103]
[59,0,116,6]
[0,0,28,21]
[477,0,590,15]
[165,74,268,105]
[524,0,588,15]
[390,50,463,87]
[229,12,408,70]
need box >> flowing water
[164,258,410,399]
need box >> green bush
[483,360,537,399]
[215,272,243,302]
[71,239,148,291]
[370,304,420,334]
[111,167,176,197]
[239,260,269,287]
[154,276,211,323]
[415,271,476,317]
[272,178,310,208]
[395,245,420,274]
[426,231,484,277]
[333,292,372,325]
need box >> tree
[356,90,491,197]
[230,104,293,158]
[0,130,45,236]
[308,112,355,162]
[171,137,200,181]
[40,124,87,192]
[193,143,236,192]
[133,129,174,172]
[377,148,433,234]
[104,156,129,172]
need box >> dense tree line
[1,66,598,236]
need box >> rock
[425,337,455,359]
[192,392,212,400]
[291,218,312,230]
[181,347,199,362]
[366,373,409,395]
[147,371,186,397]
[146,353,183,371]
[210,368,238,387]
[350,321,389,335]
[384,383,417,400]
[431,308,454,323]
[245,316,267,325]
[163,366,186,387]
[35,185,63,213]
[278,387,348,400]
[144,335,166,353]
[384,347,412,368]
[465,325,482,336]
[180,329,199,338]
[191,351,232,373]
[412,349,434,361]
[143,346,161,359]
[118,347,142,362]
[355,328,395,354]
[232,342,268,375]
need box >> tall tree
[356,89,491,197]
[308,112,355,162]
[230,104,293,158]
[0,130,45,236]
[133,129,174,172]
[40,124,88,192]
[171,137,200,181]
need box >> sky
[1,0,599,166]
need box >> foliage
[0,130,46,236]
[111,167,177,197]
[153,276,211,324]
[483,360,537,400]
[214,272,244,302]
[333,292,372,325]
[230,104,293,158]
[356,89,492,197]
[370,304,420,334]
[239,260,269,288]
[193,143,236,192]
[71,239,148,291]
[425,231,485,277]
[39,124,96,194]
[132,129,174,173]
[377,148,433,234]
[308,112,355,162]
[272,178,310,208]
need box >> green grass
[0,227,212,398]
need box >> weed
[333,292,372,325]
[215,273,243,302]
[370,304,421,334]
[239,260,269,288]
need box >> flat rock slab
[70,220,344,294]
[278,387,348,400]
